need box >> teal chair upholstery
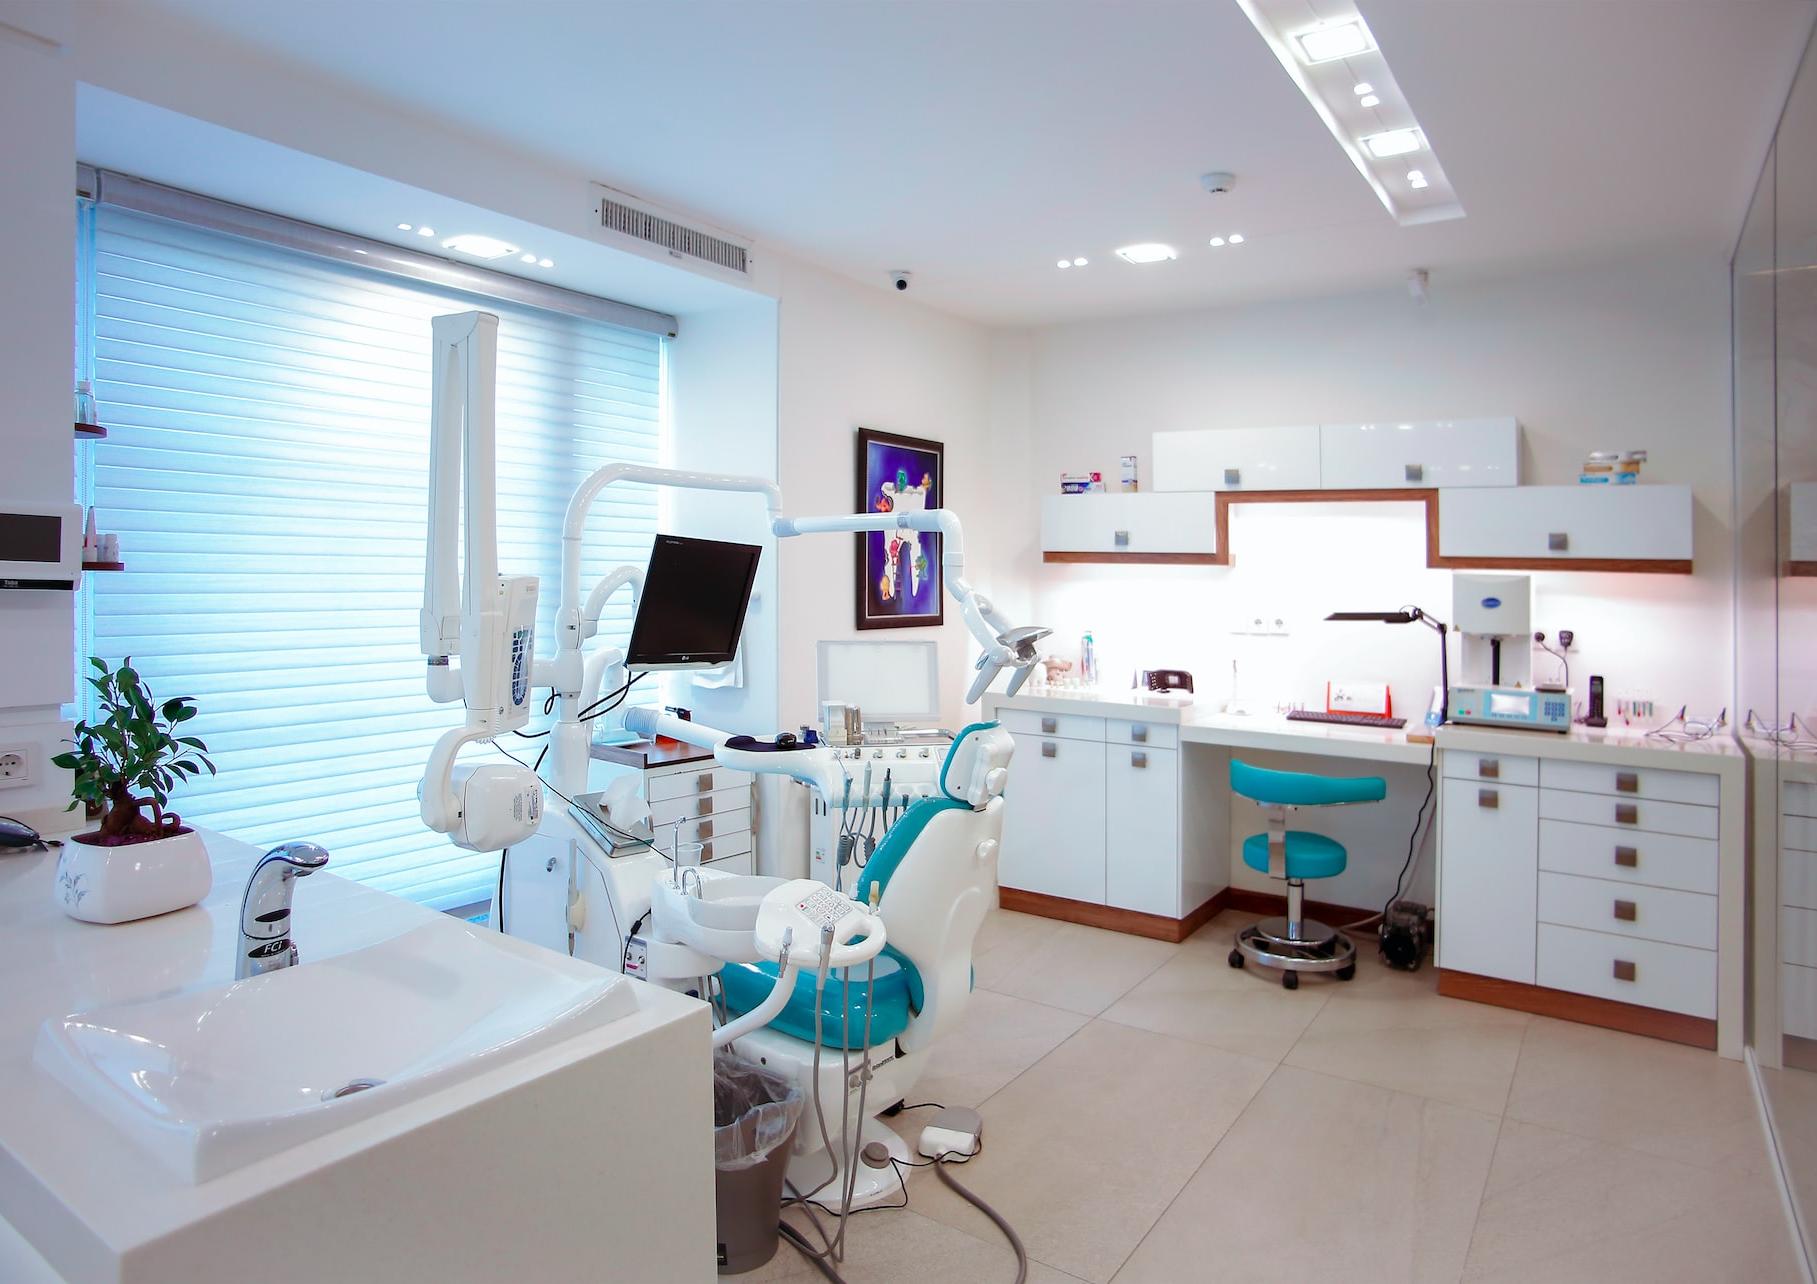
[1227,759,1386,988]
[715,724,995,1049]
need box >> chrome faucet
[237,842,330,980]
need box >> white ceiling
[136,0,1814,325]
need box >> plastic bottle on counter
[1081,631,1097,688]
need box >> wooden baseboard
[1220,887,1378,929]
[1437,969,1716,1050]
[998,886,1227,943]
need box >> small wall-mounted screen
[0,513,61,563]
[626,534,763,669]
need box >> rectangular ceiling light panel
[1234,0,1464,226]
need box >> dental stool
[1226,759,1385,989]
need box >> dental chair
[1226,758,1385,989]
[712,721,1012,1205]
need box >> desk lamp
[1325,608,1449,727]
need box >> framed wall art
[855,427,943,630]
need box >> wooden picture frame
[855,427,944,630]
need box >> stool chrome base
[1229,917,1357,989]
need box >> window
[77,201,666,911]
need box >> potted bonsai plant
[50,657,217,923]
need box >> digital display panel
[1487,691,1532,717]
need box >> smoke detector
[1200,171,1237,195]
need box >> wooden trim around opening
[1437,969,1716,1050]
[1788,561,1817,578]
[1042,551,1220,565]
[1428,554,1694,575]
[998,886,1227,942]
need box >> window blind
[80,204,663,911]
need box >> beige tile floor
[747,908,1804,1284]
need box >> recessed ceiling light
[1407,169,1430,190]
[1353,82,1374,96]
[396,222,413,232]
[1293,19,1371,64]
[1359,94,1380,108]
[1209,237,1226,247]
[1228,233,1245,245]
[538,258,553,268]
[417,226,437,238]
[1362,128,1424,158]
[1114,243,1177,264]
[1057,259,1071,269]
[520,252,537,263]
[1073,257,1088,267]
[441,233,520,260]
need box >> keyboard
[1286,709,1407,730]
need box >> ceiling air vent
[590,184,750,276]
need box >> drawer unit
[1538,789,1718,841]
[1783,906,1817,969]
[1785,812,1817,854]
[647,765,753,803]
[998,732,1108,904]
[1107,717,1179,750]
[1538,820,1717,895]
[1442,751,1538,787]
[1537,923,1716,1019]
[1438,778,1539,983]
[1104,745,1181,917]
[996,708,1105,743]
[1318,418,1520,490]
[1436,485,1694,564]
[656,810,752,851]
[1785,963,1817,1040]
[1784,779,1817,819]
[1538,871,1717,950]
[649,788,752,829]
[1784,849,1817,911]
[1153,425,1322,492]
[1040,492,1217,557]
[1539,759,1719,807]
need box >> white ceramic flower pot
[54,828,213,924]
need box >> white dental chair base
[782,1117,913,1212]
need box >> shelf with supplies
[74,422,107,440]
[81,561,125,572]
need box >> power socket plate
[0,748,29,789]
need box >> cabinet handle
[697,819,714,841]
[1478,788,1499,809]
[697,797,715,817]
[1040,716,1057,734]
[697,773,714,792]
[1041,741,1057,758]
[1613,899,1637,922]
[1615,772,1639,794]
[1405,463,1424,483]
[1224,467,1242,486]
[1612,959,1637,982]
[1114,529,1130,548]
[1614,803,1638,826]
[1614,845,1639,868]
[1131,725,1149,743]
[699,840,715,862]
[1478,758,1500,779]
[1131,751,1147,769]
[1548,531,1569,552]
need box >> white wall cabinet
[1438,775,1540,983]
[1040,492,1216,558]
[1153,425,1321,492]
[1437,485,1693,564]
[1319,418,1520,490]
[999,732,1107,903]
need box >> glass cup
[676,840,705,868]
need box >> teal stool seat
[1230,759,1386,808]
[1241,830,1348,881]
[718,948,917,1050]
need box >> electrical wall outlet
[0,747,30,789]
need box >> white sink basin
[33,920,636,1183]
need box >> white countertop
[986,689,1746,775]
[0,824,700,1281]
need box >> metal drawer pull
[1132,751,1147,769]
[1612,959,1637,982]
[1614,803,1638,826]
[1224,467,1241,486]
[1615,772,1639,794]
[697,819,714,841]
[1548,531,1569,552]
[697,773,714,792]
[697,798,715,817]
[1114,529,1130,547]
[1478,789,1499,809]
[699,841,715,862]
[1131,725,1149,743]
[1041,742,1057,758]
[1405,463,1424,482]
[1613,899,1637,922]
[1614,845,1639,868]
[1040,717,1057,734]
[1478,758,1499,779]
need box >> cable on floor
[934,1159,1028,1284]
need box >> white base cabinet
[999,733,1106,903]
[1105,744,1181,917]
[1438,775,1539,983]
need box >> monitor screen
[0,513,62,563]
[625,534,762,669]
